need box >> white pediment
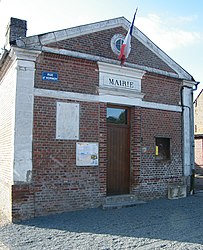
[16,17,194,81]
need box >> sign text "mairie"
[108,78,135,89]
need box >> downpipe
[181,82,199,195]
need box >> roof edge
[13,16,194,81]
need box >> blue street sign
[42,72,58,81]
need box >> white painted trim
[10,47,41,62]
[141,101,182,112]
[98,87,145,99]
[182,80,197,88]
[19,17,125,47]
[98,61,146,78]
[34,88,182,113]
[12,47,40,183]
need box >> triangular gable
[45,26,176,75]
[16,17,194,81]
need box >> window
[107,107,127,124]
[110,34,125,55]
[115,38,124,52]
[155,137,170,161]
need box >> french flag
[118,8,138,65]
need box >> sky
[0,0,202,99]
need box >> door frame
[106,104,131,195]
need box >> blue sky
[0,0,202,98]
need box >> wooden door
[107,106,130,195]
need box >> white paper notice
[76,142,99,166]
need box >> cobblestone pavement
[1,194,203,250]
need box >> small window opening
[155,137,170,161]
[115,39,124,52]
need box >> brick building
[194,90,203,166]
[0,17,197,222]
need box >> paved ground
[1,194,203,250]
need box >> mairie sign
[42,72,58,81]
[101,74,140,92]
[107,78,135,89]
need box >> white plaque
[56,102,79,140]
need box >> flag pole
[118,8,138,65]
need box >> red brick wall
[139,108,183,199]
[10,51,184,220]
[35,53,99,94]
[11,104,183,220]
[30,97,105,216]
[98,103,108,195]
[35,54,181,107]
[12,185,34,221]
[12,101,144,219]
[142,72,182,105]
[130,107,141,194]
[47,27,175,74]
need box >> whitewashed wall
[0,58,16,220]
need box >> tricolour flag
[118,8,138,65]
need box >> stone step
[102,194,145,209]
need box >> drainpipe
[181,81,199,195]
